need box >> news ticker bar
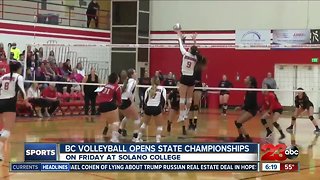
[25,143,259,162]
[10,162,260,172]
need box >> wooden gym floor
[0,109,319,180]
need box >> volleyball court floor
[0,109,319,180]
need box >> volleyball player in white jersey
[136,76,166,143]
[0,61,31,161]
[177,31,198,135]
[118,69,141,141]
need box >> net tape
[24,80,314,92]
[30,43,320,49]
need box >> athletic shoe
[177,117,185,123]
[110,138,119,143]
[286,126,293,133]
[134,138,143,143]
[121,129,127,137]
[234,135,244,142]
[314,129,320,135]
[279,134,286,140]
[102,126,108,136]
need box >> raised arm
[177,32,187,55]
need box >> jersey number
[186,61,192,68]
[102,88,110,94]
[0,82,9,95]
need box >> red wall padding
[150,48,320,105]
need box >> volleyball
[173,23,182,31]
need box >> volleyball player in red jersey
[98,73,122,143]
[260,85,286,140]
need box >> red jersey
[262,92,282,111]
[42,87,57,98]
[99,83,121,105]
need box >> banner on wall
[310,29,320,44]
[235,30,271,49]
[272,29,310,44]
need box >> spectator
[24,68,33,90]
[27,83,47,118]
[0,43,6,61]
[76,62,85,77]
[37,47,44,63]
[47,50,56,65]
[164,72,177,88]
[45,62,56,80]
[138,71,151,111]
[262,72,277,89]
[41,83,60,117]
[10,43,21,61]
[26,47,35,68]
[63,59,72,75]
[86,0,100,28]
[155,70,164,82]
[82,67,99,115]
[70,68,83,92]
[35,66,46,82]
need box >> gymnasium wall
[149,31,320,106]
[150,0,320,30]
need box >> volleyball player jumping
[176,31,198,135]
[0,61,32,161]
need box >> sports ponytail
[120,70,128,92]
[149,77,160,98]
[9,61,22,81]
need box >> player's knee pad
[234,121,242,129]
[193,105,199,111]
[309,116,314,121]
[1,130,10,139]
[273,122,280,128]
[291,117,296,121]
[140,123,146,129]
[261,119,267,125]
[112,121,120,127]
[187,98,193,104]
[134,118,141,125]
[157,126,163,132]
[179,98,186,104]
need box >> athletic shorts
[220,91,230,95]
[144,106,162,116]
[98,102,117,113]
[119,99,132,110]
[194,81,202,92]
[170,106,179,111]
[0,98,17,113]
[243,107,258,116]
[272,109,283,114]
[180,75,195,87]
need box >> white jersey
[144,86,166,107]
[121,78,136,100]
[179,38,197,76]
[0,73,26,100]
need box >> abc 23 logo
[261,144,299,161]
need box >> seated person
[27,83,48,118]
[41,83,60,117]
